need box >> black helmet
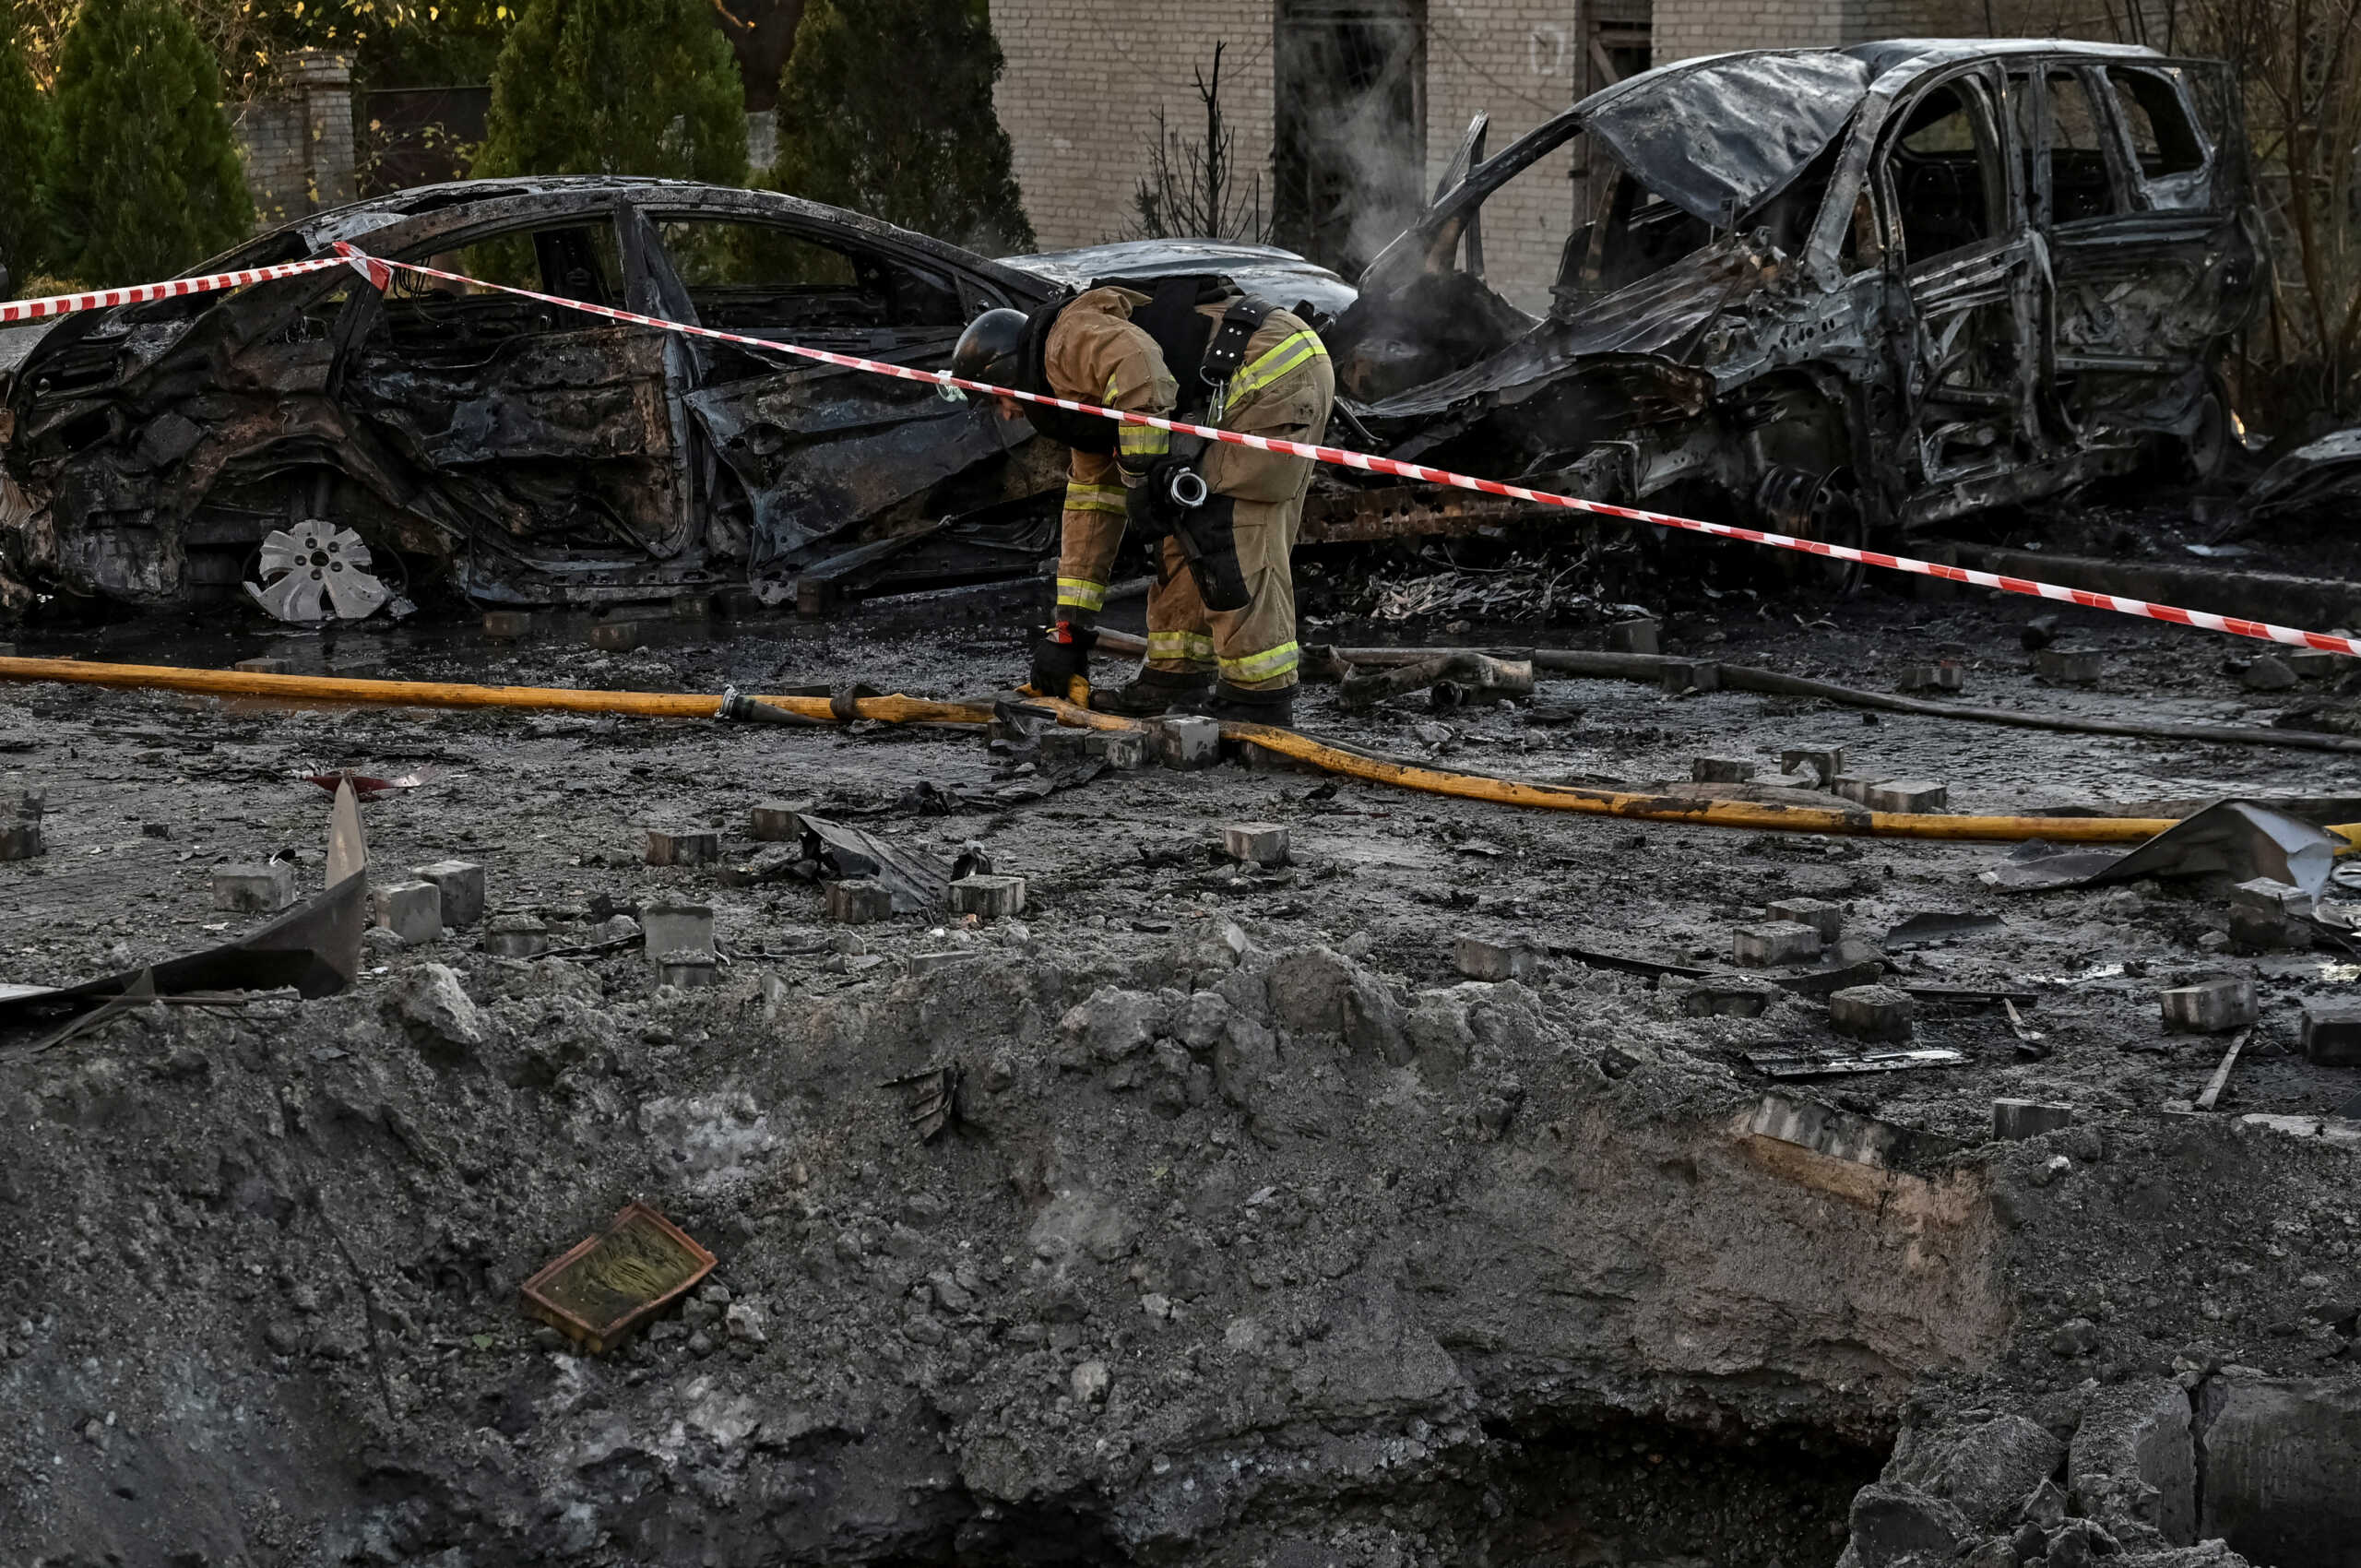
[952,307,1029,388]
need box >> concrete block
[10,787,42,819]
[907,949,985,977]
[1455,936,1540,982]
[1606,618,1660,655]
[1864,779,1949,814]
[1679,981,1773,1017]
[1660,659,1719,695]
[948,873,1026,920]
[2160,975,2258,1033]
[2230,903,2314,952]
[2287,647,2350,679]
[1734,921,1821,967]
[483,913,548,957]
[641,903,714,962]
[749,802,803,841]
[657,954,719,988]
[588,620,651,652]
[481,610,532,639]
[213,861,297,913]
[141,822,172,839]
[2034,647,2104,684]
[1148,715,1220,770]
[670,592,711,622]
[1086,730,1147,768]
[1768,897,1844,941]
[1830,983,1915,1041]
[2196,1375,2361,1566]
[1994,1099,2076,1140]
[2069,1379,2195,1548]
[1895,660,1964,693]
[645,826,720,866]
[233,658,291,674]
[1832,774,1886,805]
[2300,1004,2361,1066]
[372,879,443,945]
[1222,822,1290,865]
[409,861,485,928]
[2231,876,2310,916]
[1691,755,1757,783]
[0,820,41,861]
[826,878,893,923]
[1780,746,1845,785]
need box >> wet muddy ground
[3,562,2358,1567]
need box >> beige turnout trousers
[1044,287,1335,691]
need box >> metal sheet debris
[797,813,952,914]
[882,1061,962,1142]
[1989,802,2341,897]
[1745,1046,1970,1080]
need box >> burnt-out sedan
[1315,40,2264,551]
[0,180,1347,618]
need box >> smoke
[1273,4,1431,278]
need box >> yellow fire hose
[0,653,2174,844]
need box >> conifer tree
[478,0,747,184]
[771,0,1034,252]
[49,0,252,283]
[0,2,55,277]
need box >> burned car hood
[1357,235,1767,422]
[1586,50,1876,225]
[1004,240,1358,321]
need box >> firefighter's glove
[1027,620,1095,695]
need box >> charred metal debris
[0,40,2264,621]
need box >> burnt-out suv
[1321,40,2264,550]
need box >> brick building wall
[231,50,357,231]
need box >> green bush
[772,0,1034,252]
[478,0,747,184]
[49,0,252,284]
[0,3,56,279]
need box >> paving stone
[1994,1099,2076,1140]
[588,621,651,651]
[826,879,893,924]
[2021,614,2059,649]
[645,826,720,866]
[1605,618,1660,655]
[1454,936,1540,982]
[2300,1003,2361,1066]
[2287,647,2351,679]
[2232,876,2311,915]
[1830,984,1915,1041]
[749,802,804,841]
[1864,779,1949,813]
[1832,774,1886,805]
[907,949,986,977]
[948,874,1026,920]
[1086,730,1147,768]
[1148,715,1220,770]
[1659,659,1719,695]
[409,861,485,928]
[481,913,549,957]
[1896,660,1964,693]
[656,954,720,988]
[1691,755,1757,783]
[2239,653,2298,692]
[1679,981,1773,1017]
[1733,921,1821,967]
[641,903,714,962]
[2034,647,2104,684]
[213,861,297,913]
[0,820,41,861]
[2230,903,2313,952]
[481,610,532,639]
[1222,822,1290,865]
[1767,897,1844,941]
[372,880,443,945]
[2160,975,2258,1033]
[1779,745,1845,784]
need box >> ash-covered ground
[2,564,2358,1568]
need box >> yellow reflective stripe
[1220,641,1300,683]
[1147,631,1216,663]
[1228,331,1327,402]
[1062,481,1126,517]
[1055,576,1107,612]
[1118,423,1169,457]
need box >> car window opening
[1889,79,2002,266]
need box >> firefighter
[950,277,1334,724]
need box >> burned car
[0,179,1347,618]
[1316,40,2263,551]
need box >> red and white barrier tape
[6,244,2355,659]
[0,254,350,326]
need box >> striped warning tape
[3,243,2350,659]
[0,254,351,326]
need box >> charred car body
[1318,40,2264,549]
[0,180,1347,616]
